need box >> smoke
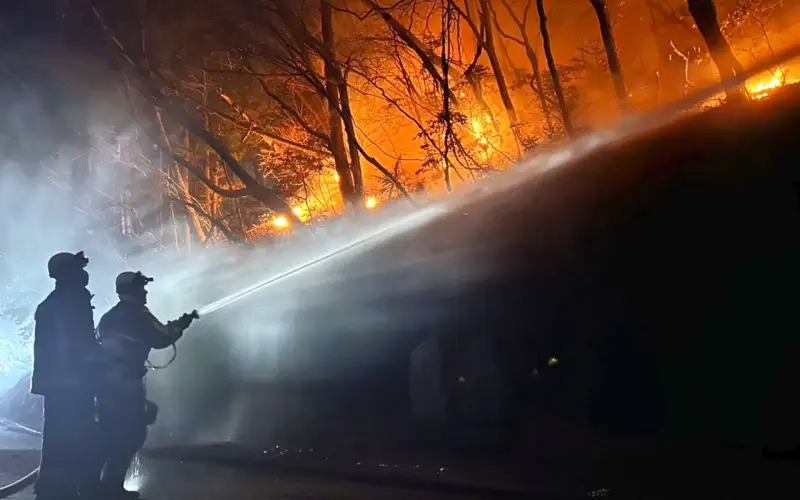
[3,45,798,450]
[0,145,124,388]
[0,89,477,443]
[0,99,227,391]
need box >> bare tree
[257,0,415,207]
[687,0,748,100]
[495,0,555,133]
[359,0,454,95]
[536,0,574,134]
[441,0,456,191]
[645,0,702,103]
[91,6,307,227]
[320,0,363,210]
[337,0,496,186]
[588,0,630,110]
[478,0,519,133]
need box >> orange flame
[747,67,797,100]
[272,215,289,228]
[470,114,492,160]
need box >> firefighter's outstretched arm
[137,307,196,349]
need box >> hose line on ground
[0,468,38,499]
[0,417,41,498]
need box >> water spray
[193,45,800,320]
[196,206,446,316]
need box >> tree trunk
[156,109,205,244]
[589,0,630,111]
[337,79,365,200]
[182,132,208,242]
[687,0,747,101]
[536,0,574,135]
[441,0,455,192]
[464,54,498,127]
[202,109,221,239]
[321,0,359,211]
[497,0,554,134]
[479,0,519,132]
[491,18,521,86]
[275,2,414,205]
[522,38,554,133]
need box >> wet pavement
[131,456,498,500]
[143,432,800,500]
[0,448,508,500]
[4,422,800,500]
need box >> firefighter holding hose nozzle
[96,271,197,499]
[32,251,102,500]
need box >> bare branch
[243,61,332,145]
[202,67,291,78]
[358,0,458,103]
[167,194,243,244]
[208,91,330,155]
[91,6,304,224]
[128,77,250,199]
[354,140,418,205]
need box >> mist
[0,102,482,444]
[0,85,604,446]
[3,42,797,453]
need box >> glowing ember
[291,205,312,223]
[470,114,492,159]
[471,114,492,142]
[365,196,377,209]
[272,215,290,228]
[471,118,482,137]
[747,67,796,100]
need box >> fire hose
[0,417,41,498]
[0,467,38,498]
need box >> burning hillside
[0,0,797,246]
[748,66,799,99]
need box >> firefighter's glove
[175,310,199,331]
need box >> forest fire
[274,194,377,230]
[471,115,493,159]
[3,0,795,246]
[747,67,797,99]
[145,0,797,242]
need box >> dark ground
[3,421,800,500]
[0,449,488,500]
